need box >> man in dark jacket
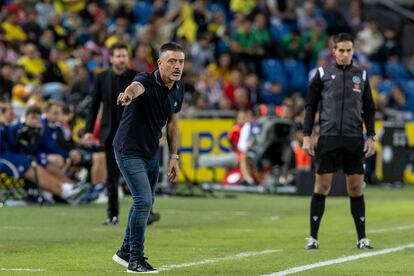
[84,43,136,225]
[302,33,376,250]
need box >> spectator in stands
[357,19,384,58]
[230,0,256,16]
[388,84,406,111]
[321,0,350,35]
[131,42,157,73]
[268,0,297,28]
[1,12,27,42]
[282,30,305,60]
[368,75,382,111]
[136,11,179,51]
[262,81,284,105]
[303,18,328,62]
[68,65,91,111]
[224,69,243,107]
[191,33,215,74]
[41,48,67,100]
[37,29,55,59]
[105,17,131,49]
[296,0,324,33]
[207,53,232,84]
[35,0,54,29]
[17,41,45,81]
[345,0,364,33]
[352,38,369,68]
[244,73,263,107]
[22,9,42,42]
[251,13,272,56]
[234,87,251,110]
[0,101,15,124]
[192,0,209,36]
[0,62,14,101]
[377,27,401,62]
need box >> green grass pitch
[1,185,413,275]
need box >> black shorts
[315,136,365,175]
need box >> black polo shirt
[113,70,184,158]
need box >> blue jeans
[114,150,159,260]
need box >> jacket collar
[335,60,353,71]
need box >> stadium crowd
[1,0,414,202]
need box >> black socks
[310,193,326,240]
[350,195,366,240]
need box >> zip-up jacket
[303,63,376,138]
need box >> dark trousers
[105,144,120,218]
[114,150,159,259]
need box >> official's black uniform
[86,68,136,221]
[303,63,376,173]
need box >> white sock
[61,183,74,198]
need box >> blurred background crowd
[1,0,414,202]
[1,0,414,117]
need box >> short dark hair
[62,103,74,115]
[333,33,354,47]
[159,42,184,58]
[25,105,42,117]
[110,42,128,56]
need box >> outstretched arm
[117,81,145,106]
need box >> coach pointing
[111,42,184,273]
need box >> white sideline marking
[263,243,414,276]
[368,224,414,234]
[158,249,283,271]
[1,268,45,272]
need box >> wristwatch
[368,135,376,141]
[170,154,179,160]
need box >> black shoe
[147,211,160,226]
[103,216,119,225]
[127,257,158,273]
[112,249,129,268]
[357,238,374,249]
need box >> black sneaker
[112,249,129,268]
[305,237,319,250]
[357,238,374,249]
[103,216,119,225]
[127,257,158,274]
[147,211,160,225]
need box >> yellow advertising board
[375,121,414,184]
[178,119,233,182]
[404,122,414,184]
